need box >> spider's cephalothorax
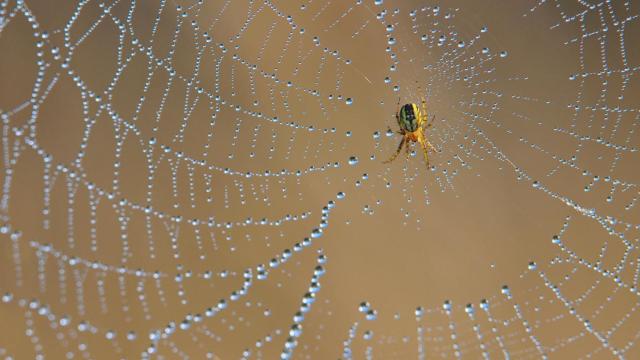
[383,97,439,167]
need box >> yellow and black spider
[383,97,438,167]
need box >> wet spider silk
[0,0,639,359]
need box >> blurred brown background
[1,0,639,358]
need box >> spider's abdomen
[398,103,420,132]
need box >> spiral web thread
[0,0,639,359]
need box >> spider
[383,97,439,167]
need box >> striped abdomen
[398,103,420,132]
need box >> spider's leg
[418,135,430,168]
[422,114,434,129]
[387,126,404,136]
[405,138,411,159]
[383,136,406,164]
[426,140,440,153]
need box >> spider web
[0,0,639,359]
